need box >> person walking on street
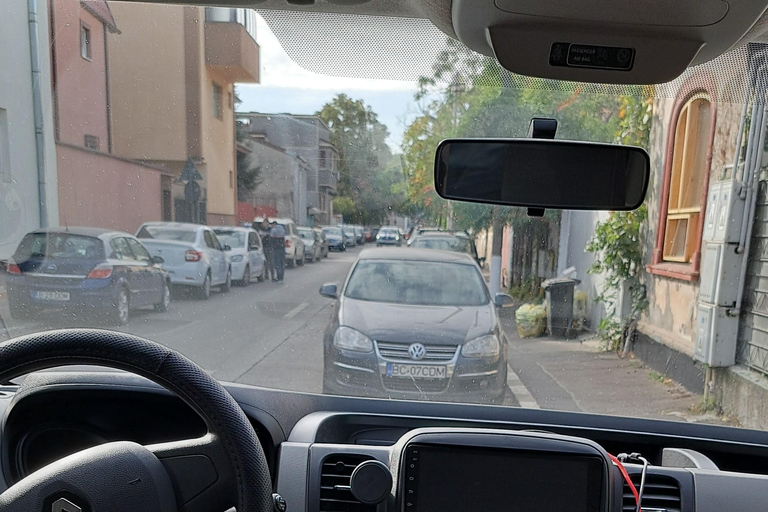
[259,220,276,282]
[269,221,287,284]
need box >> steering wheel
[0,329,274,512]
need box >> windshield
[2,0,764,429]
[14,234,104,261]
[345,260,488,306]
[137,227,197,243]
[215,231,246,249]
[411,237,471,254]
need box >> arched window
[662,95,712,262]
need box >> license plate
[386,364,446,379]
[32,290,70,301]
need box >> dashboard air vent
[320,455,377,512]
[622,473,682,512]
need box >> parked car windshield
[14,234,104,261]
[214,231,246,249]
[345,260,488,306]
[411,236,471,254]
[136,227,197,243]
[4,0,768,429]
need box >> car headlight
[333,326,373,352]
[461,334,500,358]
[230,255,244,263]
[376,234,381,240]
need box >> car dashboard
[2,372,768,512]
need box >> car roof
[213,226,253,233]
[255,217,294,224]
[140,222,202,231]
[358,247,476,264]
[29,226,127,239]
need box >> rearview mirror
[493,293,514,307]
[151,255,164,265]
[320,283,339,299]
[223,244,232,251]
[434,139,649,211]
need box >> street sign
[179,158,203,183]
[185,180,201,203]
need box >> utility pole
[446,83,463,231]
[489,206,503,296]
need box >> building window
[662,95,711,262]
[319,149,327,168]
[213,83,223,120]
[84,134,100,150]
[80,23,92,60]
[648,89,716,281]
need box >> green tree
[318,94,404,224]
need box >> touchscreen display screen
[403,444,604,512]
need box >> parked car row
[5,219,343,327]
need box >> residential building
[106,4,260,226]
[49,0,169,234]
[0,0,58,260]
[238,113,339,225]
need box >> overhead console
[451,0,768,83]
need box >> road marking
[507,364,540,409]
[284,302,309,320]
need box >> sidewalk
[499,312,736,426]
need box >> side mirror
[493,293,514,307]
[223,244,232,251]
[478,257,486,266]
[249,244,260,251]
[151,255,165,265]
[319,283,339,299]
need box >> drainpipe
[732,104,767,315]
[27,0,48,228]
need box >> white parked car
[136,222,231,299]
[213,227,266,285]
[255,217,305,268]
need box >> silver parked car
[136,222,231,299]
[213,227,267,285]
[298,227,322,262]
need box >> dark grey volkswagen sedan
[319,248,513,404]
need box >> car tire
[198,272,212,300]
[287,254,295,268]
[297,251,305,266]
[491,386,507,405]
[240,265,251,286]
[221,267,232,293]
[257,267,266,282]
[154,280,171,313]
[109,286,130,326]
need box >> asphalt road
[0,247,718,420]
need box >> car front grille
[381,376,450,393]
[376,341,458,363]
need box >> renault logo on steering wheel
[51,498,82,512]
[408,343,426,360]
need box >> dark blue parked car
[6,227,171,325]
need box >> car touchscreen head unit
[402,443,605,512]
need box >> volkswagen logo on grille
[408,343,426,360]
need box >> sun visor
[452,0,768,84]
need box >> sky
[235,14,429,150]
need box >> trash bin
[542,277,581,338]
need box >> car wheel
[297,253,305,266]
[154,280,171,312]
[287,255,295,268]
[256,266,266,282]
[198,272,212,300]
[221,268,232,293]
[110,287,130,326]
[240,265,251,286]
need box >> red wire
[610,454,639,506]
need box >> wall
[51,1,109,150]
[0,0,58,260]
[107,3,187,162]
[57,144,164,233]
[200,66,236,222]
[250,141,300,221]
